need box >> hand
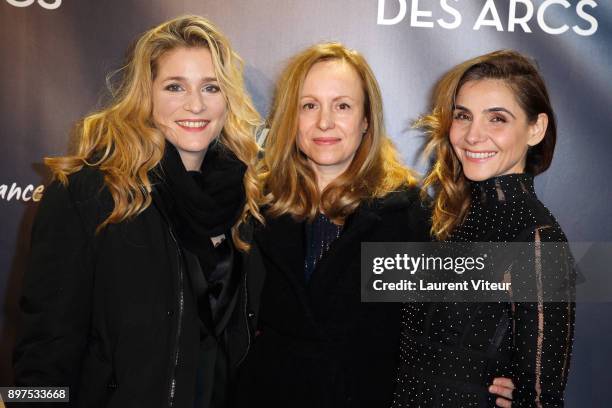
[488,377,515,408]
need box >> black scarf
[154,141,246,269]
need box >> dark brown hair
[456,51,556,175]
[420,49,557,239]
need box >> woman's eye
[164,84,183,92]
[302,102,316,110]
[203,84,221,93]
[491,115,507,123]
[453,112,470,121]
[338,103,351,110]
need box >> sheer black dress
[392,174,575,407]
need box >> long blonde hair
[45,15,263,248]
[260,42,417,224]
[421,50,557,240]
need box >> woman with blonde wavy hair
[14,15,261,408]
[227,42,429,408]
[393,50,575,407]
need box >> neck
[310,162,347,192]
[177,150,207,172]
[316,172,336,191]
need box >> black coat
[227,187,431,408]
[13,166,234,408]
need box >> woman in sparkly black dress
[393,50,575,407]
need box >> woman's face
[152,47,227,171]
[297,60,368,186]
[449,79,547,181]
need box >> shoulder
[237,215,262,244]
[370,185,431,217]
[366,186,431,220]
[367,186,432,241]
[514,197,567,243]
[42,166,104,206]
[63,166,106,203]
[39,166,112,234]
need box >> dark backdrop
[1,1,610,405]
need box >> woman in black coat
[226,42,422,408]
[13,16,262,408]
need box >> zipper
[236,267,251,366]
[167,228,184,408]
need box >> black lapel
[182,249,215,332]
[151,188,171,226]
[253,213,312,312]
[307,207,381,302]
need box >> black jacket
[227,187,431,408]
[13,166,233,408]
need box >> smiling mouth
[176,120,209,130]
[313,137,341,145]
[465,150,497,159]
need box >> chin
[461,167,494,182]
[178,139,214,152]
[464,175,489,182]
[309,155,342,166]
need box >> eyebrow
[161,76,218,82]
[454,104,516,119]
[487,107,516,119]
[300,95,356,101]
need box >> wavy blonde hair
[45,15,263,248]
[260,42,417,224]
[421,50,557,240]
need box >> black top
[393,174,575,407]
[230,187,432,408]
[304,213,343,281]
[156,143,245,408]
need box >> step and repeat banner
[0,0,610,404]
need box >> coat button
[167,310,174,317]
[247,311,255,318]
